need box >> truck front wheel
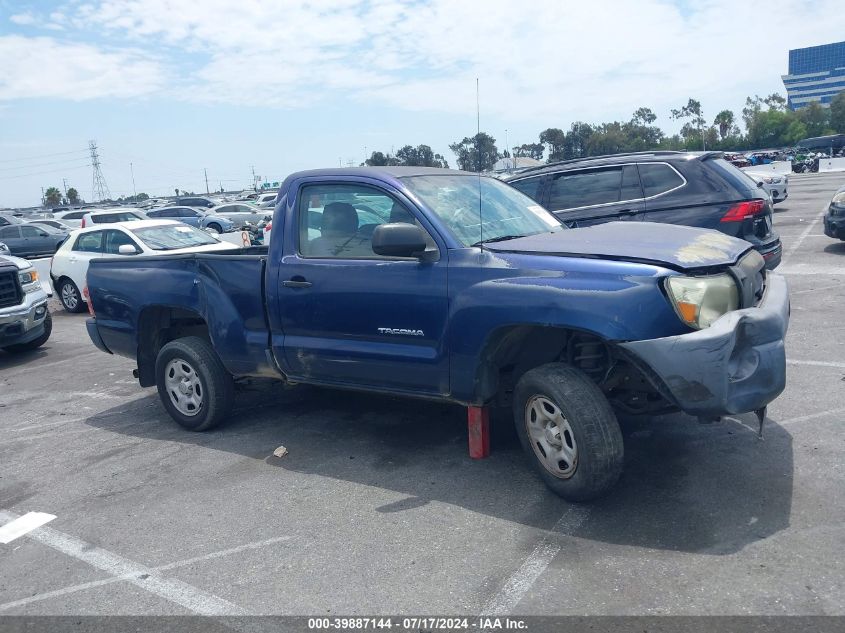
[513,363,624,502]
[155,336,234,431]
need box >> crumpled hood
[483,222,751,271]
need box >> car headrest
[321,202,358,237]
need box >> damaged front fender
[620,274,790,417]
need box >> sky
[1,0,844,208]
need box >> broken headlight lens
[665,273,739,330]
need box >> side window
[103,230,138,254]
[547,168,622,211]
[638,163,684,198]
[21,226,42,237]
[179,208,198,218]
[508,176,543,201]
[620,165,643,201]
[0,226,20,239]
[73,231,104,253]
[297,184,434,259]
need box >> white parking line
[0,510,246,615]
[0,533,292,613]
[0,512,56,544]
[787,359,845,369]
[480,506,589,616]
[779,201,830,267]
[778,407,845,426]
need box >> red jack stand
[467,406,490,459]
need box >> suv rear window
[638,163,684,197]
[706,158,759,197]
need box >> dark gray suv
[503,151,782,269]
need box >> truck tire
[59,279,85,313]
[2,312,52,353]
[513,363,624,502]
[155,336,234,431]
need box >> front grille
[0,270,23,308]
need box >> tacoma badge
[377,327,425,336]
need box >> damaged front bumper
[620,274,789,417]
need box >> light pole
[130,162,137,199]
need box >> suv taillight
[81,217,86,228]
[721,200,765,223]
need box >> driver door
[275,182,449,395]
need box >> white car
[744,171,789,205]
[80,209,148,228]
[50,220,238,312]
[51,208,98,228]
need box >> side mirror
[372,223,427,258]
[757,181,765,188]
[118,244,140,255]
[39,231,49,237]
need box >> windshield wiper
[472,234,525,247]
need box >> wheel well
[477,325,673,415]
[136,306,210,387]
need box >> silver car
[744,171,789,205]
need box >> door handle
[283,278,312,288]
[618,208,638,216]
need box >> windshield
[401,175,563,246]
[130,224,220,250]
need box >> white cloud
[9,12,37,25]
[0,35,165,100]
[5,0,845,127]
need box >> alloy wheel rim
[164,357,204,417]
[524,395,578,478]
[62,283,78,309]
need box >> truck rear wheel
[513,363,624,502]
[155,336,234,431]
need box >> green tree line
[364,91,845,172]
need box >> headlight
[664,273,739,330]
[18,268,40,292]
[831,192,845,208]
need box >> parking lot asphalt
[1,172,844,617]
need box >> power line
[0,157,92,172]
[0,148,89,164]
[0,164,90,181]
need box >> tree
[449,132,498,171]
[631,107,657,126]
[513,143,544,160]
[136,192,149,201]
[395,144,449,168]
[563,122,594,159]
[797,102,830,137]
[539,128,567,162]
[44,187,62,207]
[713,110,735,140]
[363,151,398,166]
[671,98,706,149]
[66,187,80,205]
[585,123,628,155]
[831,91,845,133]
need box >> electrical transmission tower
[89,140,111,202]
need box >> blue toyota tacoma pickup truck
[86,167,790,500]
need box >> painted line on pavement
[779,201,829,267]
[778,407,845,427]
[480,506,589,616]
[0,512,56,544]
[0,533,292,613]
[0,510,246,615]
[787,359,845,369]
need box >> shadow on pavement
[84,380,793,555]
[823,242,845,254]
